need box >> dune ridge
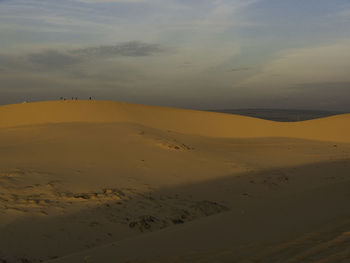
[1,100,350,142]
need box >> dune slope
[0,101,350,263]
[1,100,350,142]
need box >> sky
[0,0,350,110]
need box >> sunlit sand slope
[0,100,349,141]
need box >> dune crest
[0,100,349,142]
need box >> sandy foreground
[0,101,350,263]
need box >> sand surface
[0,101,350,262]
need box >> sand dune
[1,100,350,142]
[0,101,350,263]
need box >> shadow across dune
[1,158,350,262]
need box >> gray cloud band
[0,41,165,71]
[70,41,164,57]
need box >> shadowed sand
[0,101,350,262]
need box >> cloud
[71,41,164,57]
[0,41,165,72]
[239,39,350,89]
[186,0,260,29]
[27,50,83,69]
[77,0,150,2]
[228,67,252,72]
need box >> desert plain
[1,100,350,262]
